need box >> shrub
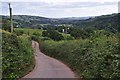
[39,31,119,79]
[2,19,11,32]
[42,30,64,41]
[14,29,24,36]
[2,30,35,79]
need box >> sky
[1,0,120,18]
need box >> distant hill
[70,13,119,32]
[2,15,88,28]
[55,17,90,20]
[1,13,119,32]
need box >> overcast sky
[1,0,119,18]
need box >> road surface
[22,41,77,78]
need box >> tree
[42,30,64,41]
[69,28,88,39]
[57,26,66,33]
[2,19,11,32]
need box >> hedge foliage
[39,30,120,79]
[2,30,35,79]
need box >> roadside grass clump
[39,31,120,79]
[2,30,35,79]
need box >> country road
[21,41,78,78]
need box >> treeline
[41,27,115,41]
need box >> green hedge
[2,30,35,79]
[39,33,120,79]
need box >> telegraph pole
[8,3,13,33]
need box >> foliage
[2,30,35,78]
[1,13,119,79]
[69,28,89,39]
[57,25,66,33]
[31,35,51,42]
[42,30,64,41]
[2,19,11,32]
[39,30,120,79]
[14,28,72,41]
[14,28,43,36]
[13,29,24,36]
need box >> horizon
[0,13,118,19]
[1,0,119,18]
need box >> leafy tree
[42,30,64,41]
[57,26,66,32]
[69,28,88,39]
[2,19,11,32]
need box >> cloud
[10,2,118,9]
[1,0,120,2]
[1,1,118,18]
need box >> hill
[70,13,119,32]
[1,15,90,28]
[1,13,119,32]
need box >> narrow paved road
[22,41,77,78]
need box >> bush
[31,35,51,42]
[2,19,11,32]
[69,28,89,39]
[32,32,41,36]
[2,30,35,79]
[39,32,120,79]
[42,30,64,41]
[14,29,24,36]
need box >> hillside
[1,13,119,32]
[70,13,119,32]
[1,15,88,28]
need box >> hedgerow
[2,30,35,79]
[39,30,120,79]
